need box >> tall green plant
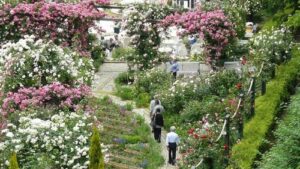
[89,127,104,169]
[9,152,19,169]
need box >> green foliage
[259,90,300,169]
[121,135,143,144]
[115,72,135,86]
[135,68,172,96]
[134,93,150,108]
[209,70,240,97]
[89,127,104,169]
[125,103,133,111]
[124,4,173,70]
[180,97,225,123]
[9,152,19,169]
[230,48,300,169]
[91,46,105,72]
[116,85,136,100]
[112,47,135,61]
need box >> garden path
[92,62,180,169]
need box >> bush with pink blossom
[1,82,90,117]
[161,9,236,68]
[0,0,106,55]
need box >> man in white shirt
[166,126,180,165]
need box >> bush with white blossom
[0,35,94,92]
[249,26,293,78]
[124,4,172,70]
[0,110,106,169]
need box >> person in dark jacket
[153,109,164,143]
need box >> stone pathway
[92,62,179,169]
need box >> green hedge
[229,48,300,169]
[259,87,300,169]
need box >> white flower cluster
[250,27,293,64]
[0,35,94,90]
[0,111,104,169]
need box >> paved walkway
[92,63,179,169]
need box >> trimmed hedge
[259,88,300,169]
[229,48,300,169]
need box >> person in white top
[166,126,180,165]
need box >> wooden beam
[99,17,162,23]
[96,5,125,9]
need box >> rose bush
[0,0,106,55]
[124,4,172,70]
[161,9,236,67]
[249,26,293,79]
[0,35,94,92]
[1,82,90,116]
[0,110,106,169]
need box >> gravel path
[92,63,180,169]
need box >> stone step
[107,161,142,169]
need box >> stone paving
[92,62,179,169]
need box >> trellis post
[224,115,230,167]
[250,77,256,117]
[261,79,266,95]
[237,93,244,139]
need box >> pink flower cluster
[161,10,236,65]
[0,1,107,54]
[1,82,91,116]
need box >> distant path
[92,62,180,169]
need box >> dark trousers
[172,72,177,79]
[168,143,177,165]
[153,127,161,142]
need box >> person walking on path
[152,109,164,143]
[150,98,161,118]
[170,59,179,80]
[166,126,180,165]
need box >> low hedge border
[229,47,300,169]
[259,85,300,168]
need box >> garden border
[229,47,300,169]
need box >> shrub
[209,70,240,97]
[115,72,135,86]
[249,27,293,79]
[229,48,300,169]
[1,82,90,116]
[180,96,225,123]
[135,93,150,108]
[0,1,106,53]
[89,127,105,169]
[0,110,99,168]
[112,47,135,60]
[135,68,172,96]
[9,152,19,169]
[116,86,136,100]
[0,36,94,92]
[124,4,172,70]
[125,103,133,111]
[91,46,105,72]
